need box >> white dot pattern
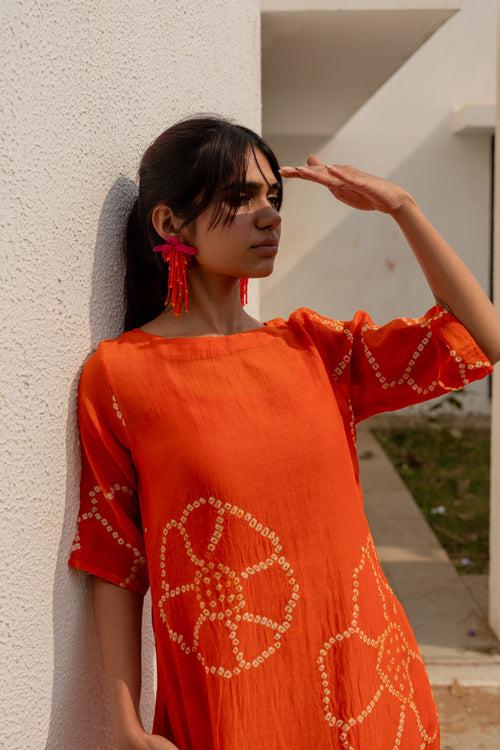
[317,531,439,748]
[158,495,300,679]
[301,306,492,481]
[71,481,147,590]
[111,393,126,426]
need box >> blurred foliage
[371,400,490,575]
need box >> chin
[247,266,275,279]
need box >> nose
[258,206,281,231]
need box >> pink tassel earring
[239,276,248,307]
[153,234,249,315]
[152,234,199,317]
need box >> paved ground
[433,684,500,749]
[358,415,500,748]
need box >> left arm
[392,195,500,365]
[279,157,500,365]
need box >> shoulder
[286,306,365,337]
[79,332,134,393]
[288,306,346,328]
[78,344,111,403]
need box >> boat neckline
[127,317,284,343]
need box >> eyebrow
[226,180,281,191]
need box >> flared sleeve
[67,345,149,595]
[290,303,494,424]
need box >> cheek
[229,212,254,239]
[194,210,254,261]
[210,213,253,250]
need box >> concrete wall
[0,2,261,747]
[263,0,496,413]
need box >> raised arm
[279,157,500,365]
[391,195,500,364]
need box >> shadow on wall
[54,176,157,748]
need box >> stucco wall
[264,0,496,413]
[0,2,261,747]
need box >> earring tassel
[153,236,197,316]
[164,246,189,316]
[153,236,249,314]
[239,277,248,307]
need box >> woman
[68,114,499,750]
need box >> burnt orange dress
[67,303,493,750]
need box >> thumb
[307,154,323,166]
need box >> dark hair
[123,113,283,331]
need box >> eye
[237,194,252,205]
[236,193,281,208]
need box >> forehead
[245,147,276,185]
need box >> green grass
[371,421,491,575]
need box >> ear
[151,203,178,239]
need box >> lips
[252,240,279,247]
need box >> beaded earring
[152,234,249,316]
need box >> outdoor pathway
[357,415,500,747]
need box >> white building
[262,0,495,416]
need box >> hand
[279,155,412,216]
[142,736,180,749]
[119,727,180,750]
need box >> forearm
[92,577,146,746]
[392,195,500,364]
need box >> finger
[327,164,366,187]
[326,164,350,178]
[306,154,323,166]
[279,165,344,189]
[279,166,322,180]
[297,164,342,181]
[295,166,346,188]
[280,159,324,174]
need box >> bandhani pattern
[318,531,439,749]
[157,495,300,678]
[67,304,493,748]
[70,481,147,592]
[68,349,149,596]
[291,303,493,481]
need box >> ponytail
[123,196,168,331]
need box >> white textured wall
[0,2,261,748]
[264,0,496,413]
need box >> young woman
[68,114,499,750]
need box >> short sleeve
[67,346,149,596]
[290,303,494,424]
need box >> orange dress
[67,303,493,750]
